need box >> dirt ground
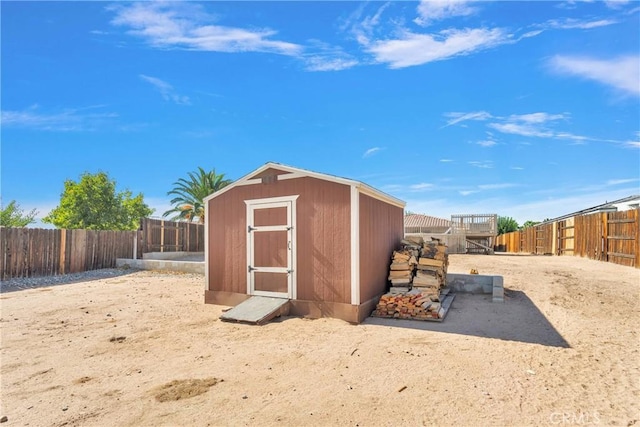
[1,254,638,426]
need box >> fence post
[59,229,67,275]
[602,212,608,262]
[160,220,165,253]
[133,232,137,260]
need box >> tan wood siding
[207,177,352,303]
[358,193,404,303]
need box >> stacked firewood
[372,289,449,320]
[373,237,450,320]
[413,240,448,299]
[388,250,417,292]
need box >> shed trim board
[244,195,298,300]
[204,202,209,292]
[350,185,360,306]
[203,162,405,209]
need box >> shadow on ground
[364,290,570,348]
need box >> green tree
[43,171,153,230]
[163,167,232,223]
[0,200,38,227]
[497,216,519,235]
[521,220,540,229]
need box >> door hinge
[287,226,294,231]
[287,269,294,274]
[248,265,256,273]
[248,225,255,233]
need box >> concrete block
[446,273,505,303]
[492,276,504,303]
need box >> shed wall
[358,193,404,303]
[207,177,352,304]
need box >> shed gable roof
[404,213,451,229]
[247,167,293,179]
[204,162,405,208]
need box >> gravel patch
[0,268,140,293]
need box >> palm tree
[163,167,232,223]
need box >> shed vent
[262,174,278,184]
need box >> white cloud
[510,166,525,170]
[468,161,493,169]
[548,55,640,96]
[349,2,391,45]
[303,41,359,71]
[521,29,544,39]
[446,110,635,148]
[543,18,618,30]
[623,131,640,148]
[443,110,492,127]
[509,112,568,124]
[1,105,118,131]
[414,0,478,27]
[439,159,454,162]
[139,74,190,105]
[478,183,517,190]
[304,56,358,72]
[367,27,510,69]
[363,147,383,158]
[110,2,302,56]
[456,183,518,197]
[555,132,590,142]
[489,122,552,138]
[410,183,434,190]
[475,139,497,147]
[606,178,638,185]
[604,0,630,9]
[488,112,571,138]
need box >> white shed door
[247,200,294,299]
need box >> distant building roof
[404,213,451,229]
[543,194,640,223]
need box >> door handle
[288,241,292,250]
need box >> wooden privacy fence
[1,219,205,280]
[139,218,204,254]
[495,209,639,268]
[1,228,137,280]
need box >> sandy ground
[1,254,639,426]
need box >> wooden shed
[204,162,405,323]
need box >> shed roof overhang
[203,162,406,209]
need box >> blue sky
[2,1,639,226]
